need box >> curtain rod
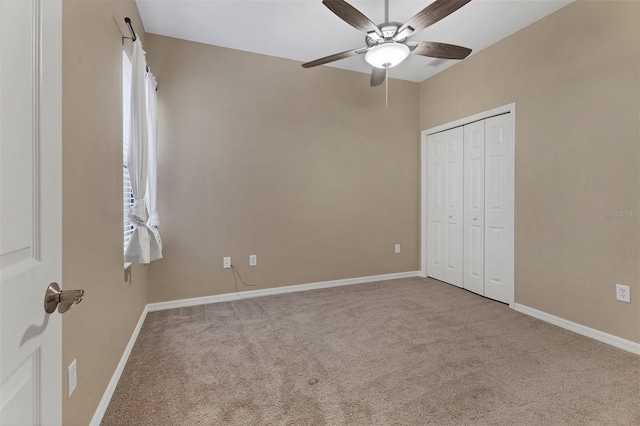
[123,16,155,86]
[123,17,137,42]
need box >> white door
[463,120,485,295]
[1,0,63,423]
[427,127,463,287]
[484,114,514,304]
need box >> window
[121,43,162,264]
[123,50,135,255]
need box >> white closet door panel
[427,127,463,287]
[463,120,485,295]
[445,129,464,287]
[484,114,514,304]
[427,133,446,281]
[428,135,445,281]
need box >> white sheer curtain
[145,71,162,261]
[125,39,151,264]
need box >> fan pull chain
[385,67,389,110]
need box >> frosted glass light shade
[365,43,410,68]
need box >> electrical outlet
[249,255,257,267]
[223,257,231,269]
[616,284,630,303]
[395,244,401,254]
[68,359,77,397]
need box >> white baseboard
[90,305,149,426]
[146,271,420,312]
[514,303,640,355]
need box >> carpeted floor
[102,277,640,425]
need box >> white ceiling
[136,0,574,83]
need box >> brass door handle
[44,282,84,314]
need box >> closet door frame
[420,103,516,308]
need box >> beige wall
[62,1,148,424]
[144,35,420,303]
[419,0,640,342]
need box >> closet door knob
[449,215,452,219]
[473,217,477,221]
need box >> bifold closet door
[427,127,463,287]
[463,120,485,295]
[483,114,513,303]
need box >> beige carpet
[102,277,640,425]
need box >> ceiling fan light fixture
[365,42,410,69]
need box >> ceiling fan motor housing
[381,24,400,38]
[366,22,404,46]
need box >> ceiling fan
[302,0,473,87]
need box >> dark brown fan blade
[411,41,471,60]
[398,0,472,37]
[302,48,363,68]
[371,67,386,87]
[323,0,382,36]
